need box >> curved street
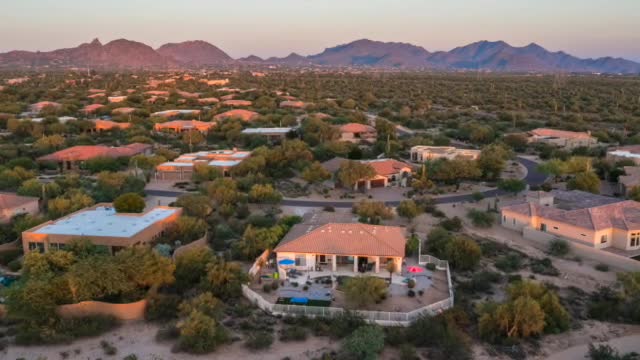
[146,156,546,208]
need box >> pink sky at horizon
[1,0,639,61]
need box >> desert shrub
[384,326,407,346]
[408,313,472,360]
[407,290,416,297]
[245,331,274,350]
[587,343,640,360]
[177,310,228,353]
[341,325,385,360]
[595,264,610,272]
[123,355,138,360]
[399,344,419,360]
[530,258,560,276]
[344,277,388,307]
[14,316,118,345]
[262,284,271,293]
[155,324,180,342]
[0,249,22,265]
[145,293,181,322]
[100,340,117,356]
[466,209,494,228]
[445,236,482,271]
[548,239,570,257]
[439,216,462,232]
[426,263,436,271]
[279,325,308,341]
[495,253,523,273]
[458,271,502,294]
[329,312,366,339]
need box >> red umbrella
[407,266,424,273]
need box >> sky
[1,0,639,61]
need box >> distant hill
[1,37,638,73]
[156,40,232,65]
[0,38,172,69]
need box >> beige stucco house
[527,128,597,149]
[409,146,481,162]
[274,223,406,274]
[501,190,640,252]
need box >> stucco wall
[522,227,640,272]
[172,235,208,259]
[56,299,147,321]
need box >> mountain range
[1,38,638,74]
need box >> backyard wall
[56,299,147,321]
[172,233,208,259]
[523,226,640,272]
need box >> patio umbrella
[278,259,295,266]
[407,266,424,273]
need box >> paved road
[145,157,546,209]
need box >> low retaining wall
[0,240,20,252]
[522,227,640,272]
[56,299,147,321]
[173,234,208,259]
[249,250,270,277]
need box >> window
[600,235,608,244]
[512,218,516,225]
[503,216,506,222]
[553,226,559,230]
[295,255,306,266]
[631,233,640,247]
[318,255,326,264]
[540,223,547,232]
[28,242,44,253]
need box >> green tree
[397,200,422,220]
[338,160,375,191]
[301,161,332,184]
[113,193,145,213]
[353,200,393,223]
[498,179,527,195]
[175,194,212,218]
[203,259,248,300]
[177,310,228,353]
[344,276,388,308]
[477,143,512,180]
[248,184,282,204]
[192,163,222,182]
[445,236,482,270]
[567,171,601,194]
[182,130,205,152]
[341,325,385,360]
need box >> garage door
[370,179,386,188]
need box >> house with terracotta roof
[37,143,152,172]
[222,99,252,107]
[29,101,62,114]
[155,149,251,180]
[112,107,136,115]
[358,159,413,189]
[198,97,220,105]
[214,109,259,122]
[410,146,481,162]
[22,203,181,254]
[200,79,229,86]
[501,190,640,252]
[92,119,131,132]
[279,100,306,109]
[0,193,39,224]
[527,128,597,149]
[274,223,406,273]
[338,123,377,143]
[151,110,201,119]
[107,96,127,103]
[154,120,215,133]
[83,104,105,114]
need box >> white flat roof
[209,160,242,167]
[34,206,179,238]
[609,150,640,159]
[242,127,293,134]
[159,162,194,167]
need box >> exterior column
[375,257,380,273]
[353,256,358,272]
[366,180,371,190]
[395,257,401,273]
[332,255,337,272]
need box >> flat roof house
[410,146,481,162]
[22,204,182,254]
[154,120,215,133]
[274,223,406,274]
[338,123,377,144]
[0,193,39,224]
[607,146,640,165]
[501,190,640,253]
[155,149,251,180]
[241,127,294,142]
[29,101,62,114]
[37,143,152,172]
[527,128,597,149]
[151,109,201,119]
[618,166,640,196]
[92,119,131,132]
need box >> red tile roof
[340,123,375,134]
[274,223,406,257]
[214,109,259,122]
[363,159,413,177]
[222,99,252,107]
[83,104,104,113]
[37,143,150,162]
